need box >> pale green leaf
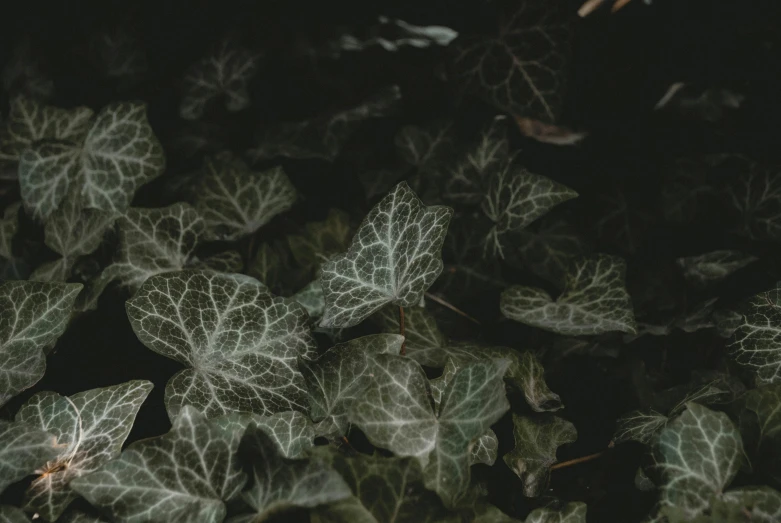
[126,270,315,419]
[292,280,326,318]
[482,165,577,258]
[319,182,453,328]
[677,250,757,287]
[729,283,781,384]
[194,152,296,241]
[0,420,59,493]
[502,414,577,497]
[180,40,259,120]
[211,410,315,459]
[299,334,404,437]
[190,250,244,273]
[15,380,152,521]
[71,406,247,523]
[657,403,746,518]
[501,255,636,335]
[526,502,586,523]
[613,410,669,445]
[288,209,351,276]
[0,506,29,523]
[470,429,499,466]
[720,487,781,523]
[0,281,82,406]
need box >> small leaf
[127,270,315,419]
[482,165,577,258]
[180,40,259,120]
[194,153,296,241]
[501,255,636,336]
[676,250,757,287]
[71,406,247,523]
[657,403,746,518]
[300,334,403,437]
[729,283,781,384]
[320,182,453,328]
[470,430,499,466]
[191,250,244,273]
[502,414,577,497]
[16,380,153,521]
[613,410,668,445]
[0,280,82,406]
[288,209,352,276]
[526,502,586,523]
[232,426,351,522]
[372,305,448,366]
[0,420,59,493]
[211,410,315,459]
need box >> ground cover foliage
[1,0,781,521]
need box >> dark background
[2,0,781,521]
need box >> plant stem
[550,450,606,471]
[424,292,481,325]
[399,305,406,356]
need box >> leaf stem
[550,450,606,471]
[424,292,481,325]
[399,305,406,356]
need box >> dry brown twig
[578,0,636,17]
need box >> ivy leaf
[729,283,781,385]
[0,420,59,493]
[180,40,259,120]
[727,163,781,240]
[526,503,586,523]
[745,383,781,445]
[60,510,110,523]
[292,281,326,318]
[300,334,403,437]
[657,403,746,518]
[194,153,296,241]
[212,410,315,459]
[20,102,165,219]
[450,0,571,122]
[502,414,577,497]
[310,450,451,523]
[470,430,499,466]
[372,305,447,366]
[501,255,636,336]
[482,165,577,258]
[127,270,315,419]
[15,380,152,521]
[0,96,93,171]
[71,406,247,523]
[0,506,30,523]
[231,425,351,522]
[516,217,588,288]
[395,120,456,175]
[191,250,244,273]
[288,209,352,277]
[676,250,757,287]
[0,280,82,406]
[319,182,453,328]
[613,410,669,445]
[719,487,781,523]
[350,355,510,506]
[248,242,288,291]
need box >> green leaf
[720,487,781,523]
[395,120,456,175]
[248,241,287,290]
[0,204,20,260]
[300,334,404,437]
[729,283,781,384]
[180,40,259,120]
[482,165,577,258]
[19,102,164,219]
[613,410,669,445]
[657,403,746,518]
[0,96,93,170]
[71,406,247,523]
[470,430,499,466]
[211,410,315,459]
[676,250,757,287]
[516,217,588,288]
[194,153,296,241]
[0,505,30,523]
[292,281,326,318]
[501,255,636,336]
[502,414,577,497]
[191,250,244,273]
[350,355,509,506]
[15,380,152,521]
[319,182,453,328]
[288,209,352,276]
[0,420,59,493]
[372,305,448,366]
[727,163,781,240]
[232,426,351,522]
[0,280,82,406]
[60,510,110,523]
[127,270,315,419]
[745,383,781,444]
[526,502,586,523]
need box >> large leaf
[194,152,296,241]
[231,426,351,522]
[15,380,152,521]
[0,280,82,406]
[126,270,315,419]
[676,250,757,287]
[482,165,577,258]
[500,255,636,335]
[319,182,453,328]
[450,0,571,122]
[19,102,165,219]
[0,420,59,493]
[350,355,509,506]
[729,283,781,385]
[71,406,247,523]
[657,403,746,518]
[502,414,577,497]
[299,334,404,437]
[180,40,259,120]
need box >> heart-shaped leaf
[127,270,315,419]
[15,380,152,521]
[729,283,781,385]
[501,255,636,335]
[0,280,82,406]
[502,414,577,497]
[0,420,59,493]
[320,182,453,328]
[676,250,757,287]
[71,406,247,523]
